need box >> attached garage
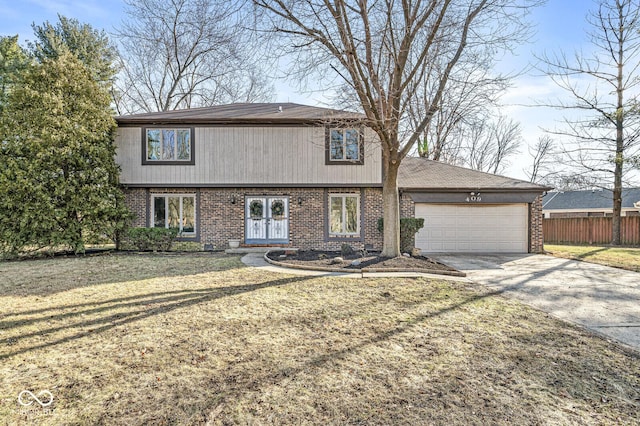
[414,203,529,253]
[398,157,552,254]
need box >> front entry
[245,196,289,245]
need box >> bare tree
[525,135,554,183]
[255,0,541,256]
[114,0,274,113]
[541,171,601,190]
[464,114,522,174]
[538,0,640,245]
[413,54,511,163]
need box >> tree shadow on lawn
[0,274,315,360]
[131,279,639,424]
[3,269,639,424]
[0,251,244,297]
[573,247,609,259]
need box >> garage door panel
[415,204,528,253]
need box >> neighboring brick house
[542,188,640,218]
[115,103,549,253]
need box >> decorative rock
[318,253,328,260]
[351,259,361,266]
[279,254,287,259]
[411,247,422,257]
[330,256,344,264]
[402,253,410,257]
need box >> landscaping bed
[266,249,464,276]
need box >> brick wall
[363,188,384,250]
[124,188,147,227]
[124,187,544,254]
[529,194,544,253]
[400,193,415,217]
[123,187,386,250]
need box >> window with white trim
[329,128,361,162]
[329,194,360,236]
[145,128,192,162]
[152,194,196,236]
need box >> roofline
[115,117,366,126]
[414,158,551,187]
[401,187,551,193]
[542,207,640,212]
[400,157,553,192]
[541,190,560,208]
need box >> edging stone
[263,252,466,277]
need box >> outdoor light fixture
[298,196,303,206]
[231,195,236,204]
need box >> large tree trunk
[612,177,622,245]
[612,136,623,245]
[381,160,401,257]
[612,24,625,246]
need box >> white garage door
[415,204,528,253]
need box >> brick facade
[529,194,544,253]
[124,188,147,228]
[123,187,544,253]
[124,187,387,251]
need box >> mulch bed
[266,250,463,275]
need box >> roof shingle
[398,157,549,191]
[542,188,640,210]
[115,103,364,125]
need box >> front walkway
[432,254,640,352]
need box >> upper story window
[143,127,195,165]
[326,127,364,165]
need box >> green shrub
[377,218,425,252]
[120,228,179,251]
[171,241,204,252]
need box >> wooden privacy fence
[543,217,640,245]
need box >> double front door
[245,196,289,244]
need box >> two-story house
[115,103,549,253]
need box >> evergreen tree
[0,52,129,257]
[31,15,117,86]
[0,35,30,111]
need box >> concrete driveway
[433,254,640,352]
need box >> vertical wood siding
[543,217,640,245]
[115,126,382,185]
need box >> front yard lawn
[545,244,640,272]
[1,252,639,424]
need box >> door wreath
[271,199,285,219]
[249,200,264,219]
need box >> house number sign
[466,192,481,202]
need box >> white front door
[245,197,289,244]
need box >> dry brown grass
[546,244,640,272]
[1,252,639,425]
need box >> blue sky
[0,0,596,180]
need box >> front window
[328,128,361,162]
[329,194,360,236]
[145,128,192,162]
[152,194,196,236]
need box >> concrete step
[225,247,298,254]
